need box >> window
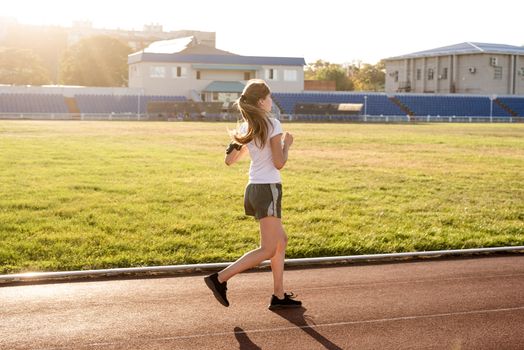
[284,70,297,81]
[172,66,187,78]
[442,67,448,80]
[428,68,434,80]
[130,65,139,77]
[244,72,251,80]
[394,71,399,82]
[265,68,277,80]
[416,69,421,80]
[150,66,166,78]
[494,66,503,80]
[489,57,498,66]
[213,92,218,101]
[196,71,201,80]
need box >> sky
[2,0,523,65]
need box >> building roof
[128,52,306,66]
[192,64,262,71]
[179,45,234,56]
[386,42,524,60]
[144,37,194,54]
[203,81,245,92]
[143,39,233,56]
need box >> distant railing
[0,113,522,123]
[281,114,523,123]
[0,113,239,122]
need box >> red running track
[1,255,523,349]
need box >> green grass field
[1,120,523,274]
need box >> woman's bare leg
[217,216,287,286]
[266,217,287,299]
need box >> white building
[127,37,305,102]
[385,42,524,95]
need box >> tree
[0,48,51,85]
[305,60,354,91]
[60,35,132,87]
[3,24,68,83]
[351,60,385,92]
[305,60,331,80]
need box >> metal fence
[280,114,524,123]
[1,112,523,123]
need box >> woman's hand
[225,143,248,166]
[271,131,293,170]
[283,132,294,148]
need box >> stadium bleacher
[1,91,523,119]
[367,95,405,116]
[0,93,68,113]
[395,95,492,117]
[497,97,524,116]
[273,92,405,116]
[75,95,186,114]
[146,100,223,117]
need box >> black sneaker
[204,273,229,307]
[268,292,302,310]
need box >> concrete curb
[1,246,523,285]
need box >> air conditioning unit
[469,67,476,74]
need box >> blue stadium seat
[271,92,404,116]
[75,95,187,113]
[497,97,524,116]
[395,95,492,117]
[0,93,69,113]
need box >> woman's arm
[225,144,249,166]
[270,132,293,170]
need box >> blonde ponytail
[232,79,272,148]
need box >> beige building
[385,42,524,95]
[68,21,216,52]
[128,37,305,101]
[0,17,216,83]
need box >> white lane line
[41,305,520,349]
[154,306,524,342]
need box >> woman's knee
[280,233,288,249]
[259,216,288,251]
[258,245,277,259]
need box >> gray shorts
[244,183,282,220]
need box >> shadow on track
[234,327,262,350]
[270,307,343,350]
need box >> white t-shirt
[240,118,283,184]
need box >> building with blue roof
[128,36,306,103]
[384,42,524,95]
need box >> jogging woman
[204,79,302,310]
